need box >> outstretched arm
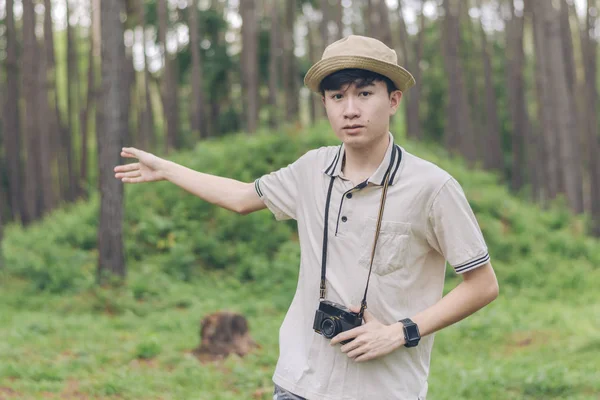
[114,147,266,215]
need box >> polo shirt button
[341,216,348,222]
[346,193,353,199]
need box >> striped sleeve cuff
[254,178,264,198]
[454,253,490,274]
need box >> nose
[343,97,360,120]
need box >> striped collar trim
[322,132,403,186]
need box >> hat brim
[304,55,416,93]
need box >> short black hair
[319,68,398,95]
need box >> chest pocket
[358,217,412,276]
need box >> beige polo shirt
[254,133,490,400]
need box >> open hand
[330,306,405,363]
[114,147,167,183]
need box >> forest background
[0,0,599,399]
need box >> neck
[342,133,390,183]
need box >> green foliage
[1,200,97,292]
[2,124,599,301]
[134,336,162,359]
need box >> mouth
[343,125,364,129]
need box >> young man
[114,35,498,400]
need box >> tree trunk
[123,44,136,148]
[158,0,179,152]
[366,0,392,45]
[3,0,24,221]
[333,0,343,40]
[0,197,3,269]
[22,0,42,223]
[268,0,279,128]
[66,0,80,201]
[79,10,98,199]
[0,183,4,268]
[559,0,584,213]
[397,0,423,140]
[189,0,207,139]
[194,311,258,362]
[506,0,535,195]
[534,0,583,212]
[139,0,156,149]
[476,0,503,172]
[366,0,379,41]
[530,2,559,202]
[441,0,476,163]
[583,0,600,235]
[283,0,298,121]
[320,0,331,46]
[43,0,64,206]
[307,21,318,125]
[240,0,259,133]
[97,0,126,282]
[376,0,393,47]
[37,11,56,215]
[396,0,411,71]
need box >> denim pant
[273,384,307,400]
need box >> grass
[1,263,599,399]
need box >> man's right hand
[113,146,266,215]
[114,147,167,183]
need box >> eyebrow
[354,81,376,89]
[325,81,376,93]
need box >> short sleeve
[254,151,313,221]
[426,178,490,274]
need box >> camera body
[313,300,363,344]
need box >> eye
[331,93,343,100]
[359,91,372,97]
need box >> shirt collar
[322,132,403,186]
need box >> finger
[347,346,368,359]
[114,163,140,173]
[120,153,138,161]
[121,176,145,184]
[116,171,141,179]
[340,339,362,353]
[355,351,376,363]
[122,147,141,156]
[331,325,366,345]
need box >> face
[322,80,402,150]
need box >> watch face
[405,325,420,341]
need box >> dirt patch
[129,358,159,369]
[252,387,272,399]
[502,330,560,355]
[0,387,21,400]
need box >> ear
[389,90,403,115]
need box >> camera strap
[320,176,336,300]
[319,169,391,321]
[359,169,390,319]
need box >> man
[114,35,499,400]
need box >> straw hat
[304,35,416,93]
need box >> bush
[1,122,599,298]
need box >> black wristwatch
[399,318,421,348]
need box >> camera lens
[321,318,338,338]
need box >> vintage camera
[313,300,363,344]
